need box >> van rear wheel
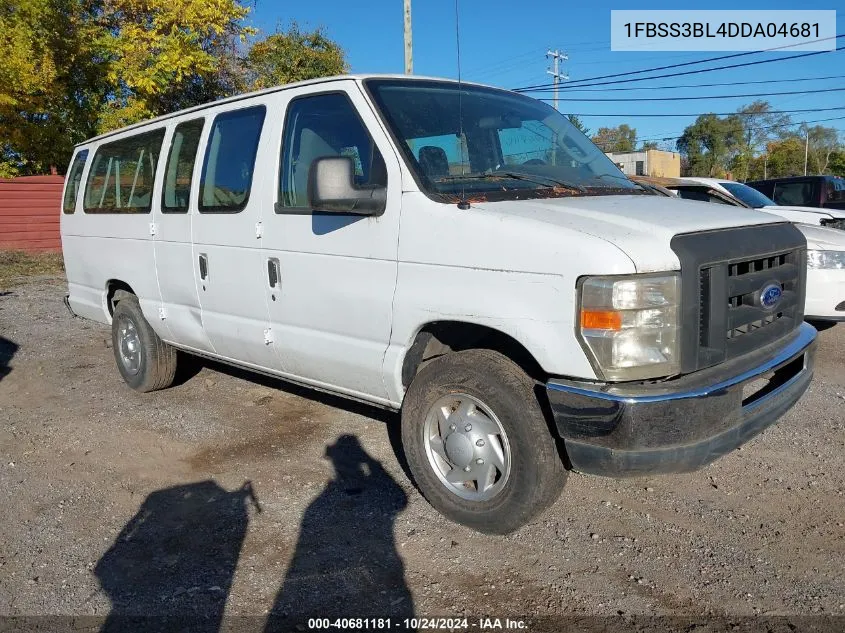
[111,296,177,392]
[401,349,567,534]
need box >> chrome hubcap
[117,316,141,375]
[423,393,511,501]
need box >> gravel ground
[0,276,843,632]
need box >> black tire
[807,319,837,333]
[111,295,177,392]
[401,349,567,534]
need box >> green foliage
[566,114,590,137]
[0,2,348,175]
[591,125,637,153]
[733,101,792,181]
[830,150,845,178]
[245,23,349,90]
[676,113,744,177]
[640,141,659,151]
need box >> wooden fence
[0,176,64,252]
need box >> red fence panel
[0,176,64,252]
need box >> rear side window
[826,178,845,203]
[772,181,814,206]
[162,119,205,213]
[63,150,88,214]
[83,129,166,213]
[199,106,266,213]
[278,93,386,211]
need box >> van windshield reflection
[364,79,647,201]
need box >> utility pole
[764,154,768,180]
[546,49,568,112]
[404,0,413,74]
[803,122,809,175]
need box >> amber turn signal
[580,309,622,331]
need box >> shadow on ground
[265,434,414,631]
[94,480,258,632]
[95,437,414,632]
[0,335,18,382]
[186,356,412,481]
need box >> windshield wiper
[436,171,586,192]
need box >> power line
[553,73,845,92]
[513,36,845,92]
[528,86,845,101]
[543,105,845,116]
[631,115,845,144]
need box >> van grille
[721,251,801,358]
[671,224,807,373]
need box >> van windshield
[364,79,646,202]
[719,181,776,208]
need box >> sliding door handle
[198,253,208,280]
[267,257,280,288]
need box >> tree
[0,0,103,176]
[566,114,590,137]
[676,113,744,177]
[805,125,840,175]
[762,137,806,178]
[829,150,845,178]
[640,141,659,151]
[734,100,792,181]
[94,0,253,131]
[244,23,349,91]
[591,125,637,152]
[0,0,255,174]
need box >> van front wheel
[111,296,177,392]
[401,349,567,534]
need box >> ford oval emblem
[760,283,783,310]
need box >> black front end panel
[671,223,806,374]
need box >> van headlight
[577,273,681,381]
[807,250,845,270]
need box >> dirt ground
[1,276,843,632]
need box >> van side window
[772,181,812,206]
[63,150,89,214]
[162,119,204,213]
[83,129,166,213]
[199,106,266,213]
[278,93,386,211]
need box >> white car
[799,224,845,322]
[60,75,817,533]
[680,178,845,323]
[684,177,845,228]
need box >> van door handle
[267,258,280,288]
[198,253,208,280]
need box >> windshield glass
[364,79,645,201]
[720,181,776,208]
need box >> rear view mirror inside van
[307,157,386,216]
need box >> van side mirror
[308,157,386,216]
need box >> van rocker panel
[546,322,816,476]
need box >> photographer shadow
[94,480,258,633]
[265,434,414,632]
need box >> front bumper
[805,267,845,322]
[546,322,817,477]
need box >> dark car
[746,175,845,212]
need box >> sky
[249,1,844,148]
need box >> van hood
[761,204,845,220]
[475,194,784,273]
[796,223,845,250]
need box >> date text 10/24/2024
[307,617,528,630]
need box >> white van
[61,75,817,533]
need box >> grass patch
[0,250,65,288]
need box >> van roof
[77,74,499,146]
[747,175,845,184]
